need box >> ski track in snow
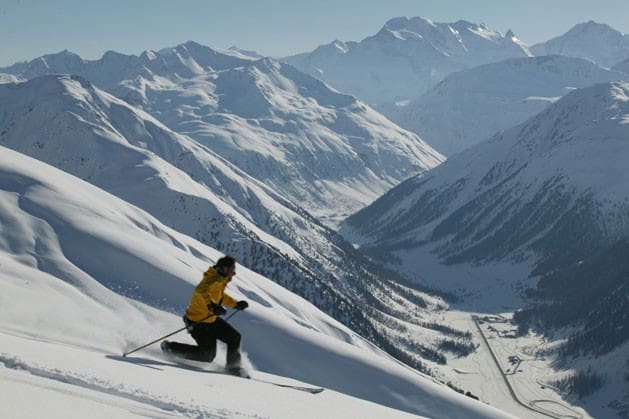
[0,354,246,419]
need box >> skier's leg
[212,318,242,368]
[164,323,217,362]
[190,322,217,362]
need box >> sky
[1,0,629,67]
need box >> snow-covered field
[0,332,424,419]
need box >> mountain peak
[185,40,202,47]
[39,49,84,65]
[384,16,435,30]
[39,49,81,59]
[160,40,251,72]
[252,56,282,73]
[100,50,137,65]
[567,80,629,107]
[453,19,475,28]
[511,81,629,156]
[140,49,158,61]
[532,21,629,68]
[568,20,620,34]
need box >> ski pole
[122,310,241,357]
[123,324,189,357]
[225,309,240,322]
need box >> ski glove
[183,315,196,332]
[208,303,227,316]
[235,300,249,311]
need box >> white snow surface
[383,55,628,156]
[0,146,512,419]
[0,73,24,84]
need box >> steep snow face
[1,45,443,224]
[344,82,629,279]
[0,147,512,419]
[0,74,451,374]
[383,55,628,156]
[284,16,531,104]
[531,21,629,68]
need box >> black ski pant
[168,317,241,367]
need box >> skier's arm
[221,293,238,308]
[205,280,237,307]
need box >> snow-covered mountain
[342,82,629,415]
[284,16,531,105]
[344,81,629,276]
[531,21,629,68]
[0,146,512,419]
[0,74,456,379]
[383,55,628,156]
[1,44,255,85]
[1,43,443,224]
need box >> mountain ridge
[344,81,629,277]
[283,16,531,105]
[1,43,443,224]
[382,55,628,155]
[531,20,629,68]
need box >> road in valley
[471,315,583,419]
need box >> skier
[161,255,249,372]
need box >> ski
[223,367,324,394]
[110,354,324,394]
[250,378,324,394]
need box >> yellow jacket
[185,267,238,323]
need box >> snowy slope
[613,57,629,74]
[343,81,629,282]
[0,74,456,379]
[383,55,627,156]
[0,73,23,84]
[0,146,512,419]
[531,21,629,68]
[0,43,443,224]
[284,16,531,105]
